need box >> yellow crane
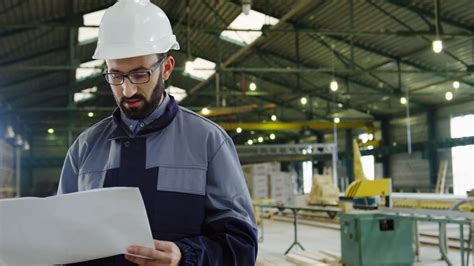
[344,140,392,207]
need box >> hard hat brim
[93,38,180,60]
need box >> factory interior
[0,0,474,265]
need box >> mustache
[121,94,145,102]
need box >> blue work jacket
[57,94,258,265]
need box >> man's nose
[121,78,137,98]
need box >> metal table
[379,207,474,266]
[255,203,340,254]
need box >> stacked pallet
[242,162,296,205]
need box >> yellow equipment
[252,198,274,226]
[198,103,276,117]
[344,140,391,207]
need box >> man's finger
[154,240,172,251]
[124,254,148,265]
[127,246,170,262]
[125,254,158,266]
[127,246,157,259]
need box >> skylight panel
[220,10,279,46]
[166,86,187,103]
[75,60,104,80]
[78,9,105,43]
[184,57,216,80]
[83,9,106,26]
[74,86,97,103]
[78,28,99,43]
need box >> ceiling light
[23,140,30,151]
[300,97,307,105]
[400,97,407,105]
[334,117,340,124]
[330,80,338,92]
[48,128,55,134]
[445,91,453,101]
[15,135,23,146]
[258,137,263,143]
[249,82,257,91]
[5,125,15,139]
[88,112,94,118]
[247,139,253,145]
[236,127,242,133]
[269,133,275,140]
[201,107,210,115]
[453,81,460,89]
[432,39,443,53]
[184,61,194,73]
[271,114,277,121]
[432,1,442,55]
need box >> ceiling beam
[176,1,428,115]
[386,0,474,33]
[183,0,317,102]
[367,0,469,68]
[14,75,105,107]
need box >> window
[165,86,187,103]
[303,161,313,194]
[183,57,216,80]
[75,60,104,81]
[220,10,279,46]
[360,154,375,180]
[74,86,97,103]
[451,114,474,195]
[358,133,375,180]
[78,9,105,43]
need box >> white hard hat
[92,0,180,60]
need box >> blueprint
[0,187,154,265]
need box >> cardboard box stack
[269,171,295,205]
[242,163,271,200]
[242,161,296,204]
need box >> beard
[118,79,165,120]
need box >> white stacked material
[269,171,296,205]
[242,163,270,199]
[0,140,14,198]
[268,161,281,172]
[242,162,282,200]
[248,174,269,199]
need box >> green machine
[340,212,414,266]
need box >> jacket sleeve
[57,140,80,195]
[175,138,258,265]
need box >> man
[57,0,258,265]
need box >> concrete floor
[257,219,471,265]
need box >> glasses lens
[129,72,150,84]
[105,73,124,85]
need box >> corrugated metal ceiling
[0,0,472,140]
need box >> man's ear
[162,56,175,81]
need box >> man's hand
[125,240,181,266]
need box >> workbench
[254,203,340,254]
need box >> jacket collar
[109,94,179,140]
